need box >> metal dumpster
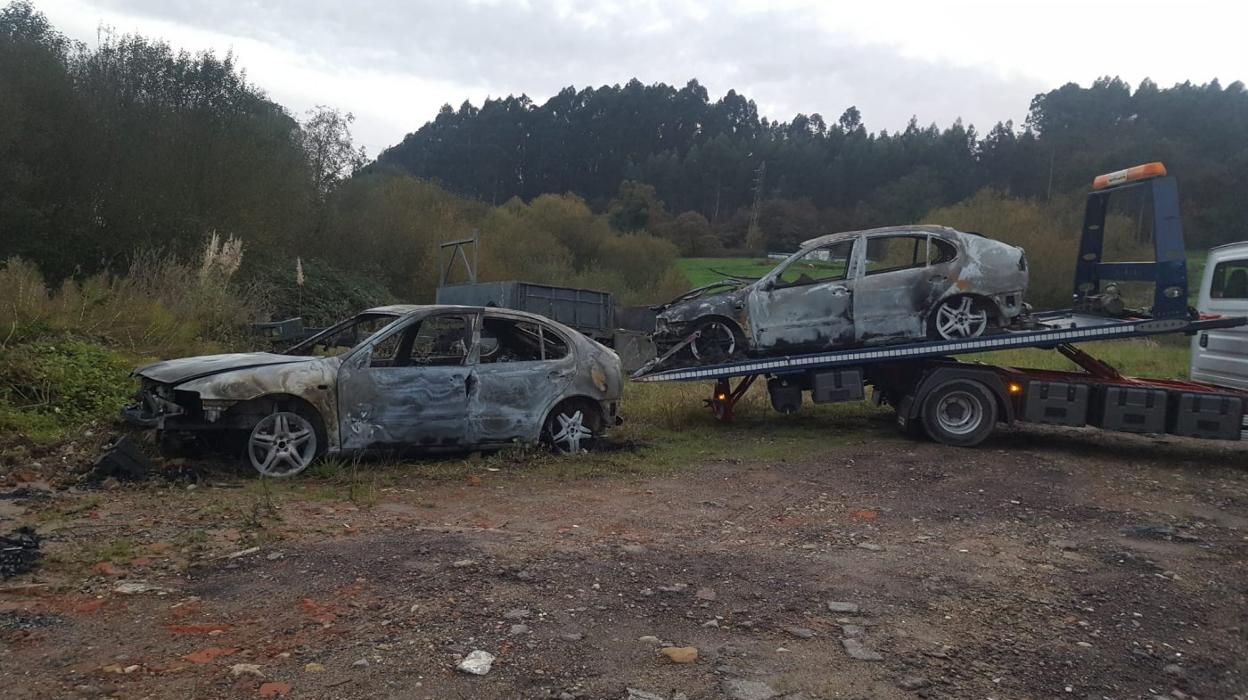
[436,281,614,339]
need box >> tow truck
[631,163,1248,446]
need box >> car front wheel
[690,320,745,363]
[247,411,319,477]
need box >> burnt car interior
[369,314,471,368]
[863,234,958,275]
[288,311,578,368]
[479,318,569,363]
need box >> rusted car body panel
[653,225,1027,356]
[125,305,622,456]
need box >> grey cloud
[88,0,1045,142]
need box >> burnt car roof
[362,304,472,315]
[362,304,553,318]
[800,225,973,249]
[359,304,588,339]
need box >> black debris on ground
[87,436,153,482]
[0,526,40,579]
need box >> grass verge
[677,257,779,288]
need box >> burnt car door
[468,313,574,444]
[852,232,947,342]
[747,238,857,351]
[336,311,478,450]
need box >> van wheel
[921,380,997,447]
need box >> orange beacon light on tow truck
[1091,162,1167,190]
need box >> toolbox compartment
[1098,386,1168,434]
[811,369,864,404]
[1023,381,1090,426]
[1169,393,1244,440]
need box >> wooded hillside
[378,77,1248,251]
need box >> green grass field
[969,336,1190,379]
[677,257,779,288]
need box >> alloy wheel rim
[249,411,317,477]
[936,297,988,339]
[551,410,593,453]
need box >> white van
[1191,242,1248,390]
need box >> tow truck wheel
[920,379,997,447]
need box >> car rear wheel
[247,411,319,477]
[543,401,603,454]
[929,296,989,340]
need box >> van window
[1210,260,1248,300]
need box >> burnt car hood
[134,353,316,386]
[653,279,749,312]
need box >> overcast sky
[36,0,1246,156]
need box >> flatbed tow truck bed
[629,164,1248,447]
[633,309,1248,447]
[632,312,1242,383]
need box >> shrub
[0,236,266,358]
[242,255,395,327]
[925,189,1149,310]
[322,174,689,307]
[0,338,133,442]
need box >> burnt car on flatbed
[124,305,623,476]
[652,225,1029,362]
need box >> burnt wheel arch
[226,394,328,465]
[926,293,1000,340]
[690,315,748,359]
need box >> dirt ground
[2,423,1247,700]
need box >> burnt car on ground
[124,305,623,476]
[653,225,1028,362]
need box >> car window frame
[284,312,403,357]
[344,311,481,370]
[862,233,931,277]
[399,312,477,367]
[928,235,959,265]
[478,312,573,365]
[770,238,857,289]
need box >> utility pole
[745,161,766,253]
